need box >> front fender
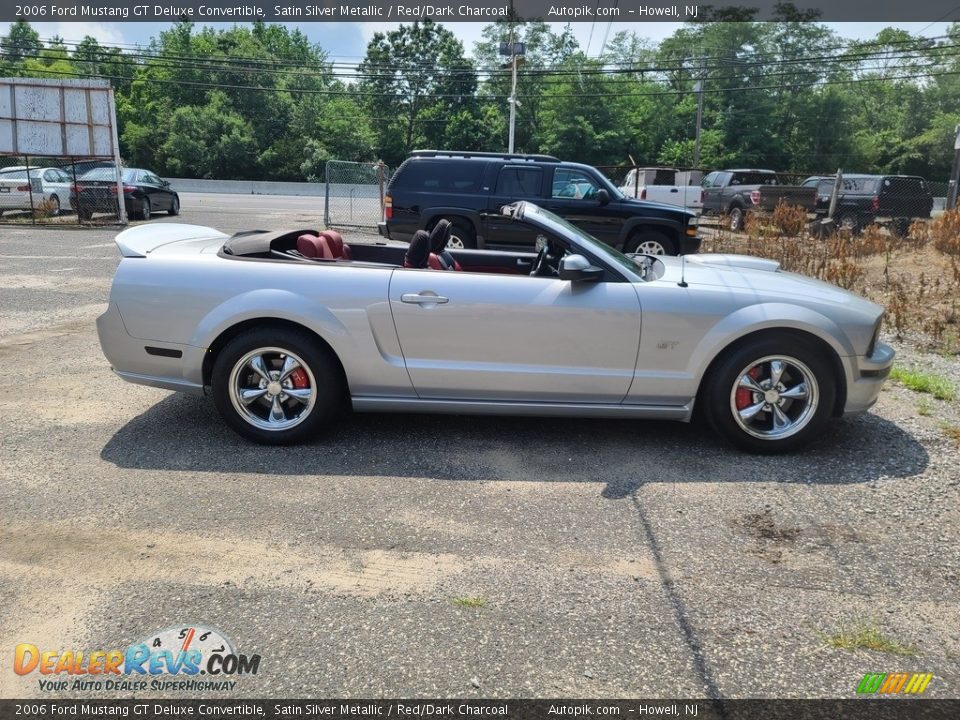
[688,302,855,382]
[617,216,684,246]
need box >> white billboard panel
[0,78,117,158]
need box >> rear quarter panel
[109,254,412,397]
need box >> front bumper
[842,341,895,415]
[679,234,702,255]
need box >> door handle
[401,293,449,304]
[516,258,532,266]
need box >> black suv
[379,151,701,255]
[801,174,933,234]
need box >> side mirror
[596,189,610,206]
[161,180,171,187]
[559,254,604,282]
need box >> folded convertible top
[222,228,319,257]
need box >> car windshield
[521,204,641,277]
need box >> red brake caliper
[289,368,310,389]
[735,366,762,410]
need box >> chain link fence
[0,155,122,225]
[324,160,390,231]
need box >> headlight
[686,215,699,236]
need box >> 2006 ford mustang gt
[97,202,894,453]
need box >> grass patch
[889,367,956,401]
[451,596,486,609]
[822,623,919,656]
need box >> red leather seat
[296,230,351,260]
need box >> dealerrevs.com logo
[13,625,261,693]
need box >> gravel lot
[1,196,958,699]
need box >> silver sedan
[97,202,894,452]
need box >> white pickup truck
[618,167,703,213]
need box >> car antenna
[678,254,688,288]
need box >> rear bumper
[842,341,895,415]
[96,302,204,396]
[378,222,390,239]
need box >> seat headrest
[405,230,432,268]
[429,220,452,254]
[297,233,329,258]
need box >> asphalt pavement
[0,197,958,699]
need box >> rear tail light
[640,188,647,200]
[750,190,761,205]
[384,194,393,220]
[16,185,30,192]
[110,185,136,194]
[870,195,880,212]
[71,184,80,193]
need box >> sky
[0,21,953,60]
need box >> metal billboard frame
[0,78,126,224]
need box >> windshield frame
[517,203,643,281]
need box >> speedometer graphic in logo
[140,625,235,661]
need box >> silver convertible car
[97,202,894,453]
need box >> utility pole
[693,57,705,168]
[948,125,960,210]
[508,52,519,153]
[500,34,525,154]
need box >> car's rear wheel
[139,197,151,220]
[838,212,860,234]
[729,205,745,232]
[212,328,342,445]
[625,230,674,256]
[48,194,61,216]
[168,195,180,216]
[77,207,92,221]
[703,335,836,453]
[445,219,476,249]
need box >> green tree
[359,20,479,166]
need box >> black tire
[77,207,92,221]
[168,194,180,216]
[48,195,61,216]
[702,333,837,454]
[838,212,860,234]
[728,205,746,232]
[891,218,910,237]
[212,327,343,445]
[139,197,151,220]
[446,219,476,249]
[625,230,675,256]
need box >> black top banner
[3,1,959,23]
[1,699,960,720]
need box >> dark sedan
[71,167,180,221]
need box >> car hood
[618,196,695,217]
[654,253,884,313]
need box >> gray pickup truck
[702,169,817,231]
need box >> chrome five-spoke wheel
[213,328,342,444]
[730,355,819,440]
[227,347,317,431]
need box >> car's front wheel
[703,335,836,453]
[446,219,476,249]
[212,328,343,445]
[625,230,674,255]
[168,195,180,216]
